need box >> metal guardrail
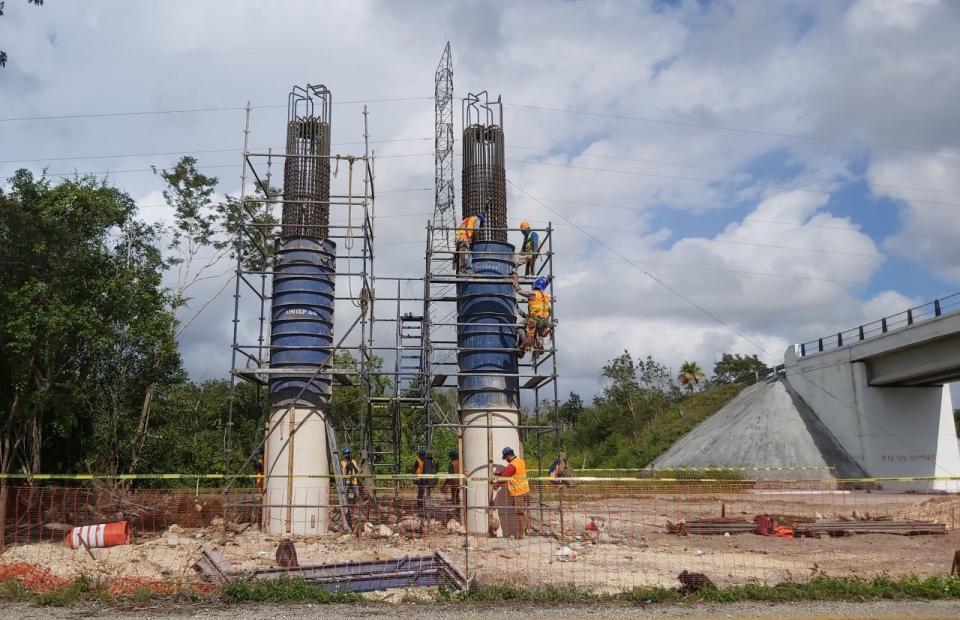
[797,291,960,357]
[732,364,785,386]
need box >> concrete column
[263,407,330,535]
[461,409,520,534]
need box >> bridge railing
[797,291,960,358]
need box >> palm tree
[678,361,705,394]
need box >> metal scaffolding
[224,69,561,500]
[224,104,429,480]
[422,223,561,477]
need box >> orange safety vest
[415,457,424,475]
[455,215,479,242]
[506,457,530,497]
[450,458,461,474]
[528,290,552,318]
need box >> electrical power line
[0,97,433,123]
[508,193,960,242]
[500,156,960,209]
[502,102,960,158]
[509,144,960,198]
[10,153,432,179]
[507,178,778,360]
[0,138,432,165]
[518,217,887,262]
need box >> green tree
[678,361,705,394]
[0,1,44,68]
[0,170,181,478]
[139,380,262,477]
[712,353,769,384]
[559,393,583,429]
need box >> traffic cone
[63,520,131,549]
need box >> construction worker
[548,451,571,486]
[412,449,437,511]
[454,212,485,273]
[494,446,530,539]
[512,272,553,357]
[340,447,362,500]
[447,450,461,506]
[255,446,265,495]
[514,221,539,276]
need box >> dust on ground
[2,489,959,591]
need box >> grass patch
[461,575,960,605]
[35,576,97,607]
[4,574,960,608]
[0,579,32,601]
[220,578,363,604]
[460,584,598,604]
[564,382,746,470]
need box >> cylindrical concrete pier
[457,241,521,534]
[265,237,336,535]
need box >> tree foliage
[561,351,743,468]
[678,361,705,394]
[0,170,181,476]
[712,353,769,384]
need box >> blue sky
[1,0,958,403]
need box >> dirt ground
[4,599,960,619]
[2,489,959,591]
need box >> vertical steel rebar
[461,92,506,242]
[282,86,332,240]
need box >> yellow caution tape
[1,473,959,484]
[579,466,836,472]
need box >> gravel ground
[4,599,960,619]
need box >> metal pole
[226,101,252,471]
[549,223,563,539]
[223,100,251,542]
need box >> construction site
[3,42,960,601]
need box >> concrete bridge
[784,292,960,489]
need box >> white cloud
[1,0,958,400]
[870,153,960,283]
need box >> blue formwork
[269,237,336,407]
[457,241,520,411]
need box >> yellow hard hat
[519,221,530,230]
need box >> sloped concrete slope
[651,378,865,479]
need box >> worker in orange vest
[512,272,553,357]
[494,446,530,539]
[412,450,437,512]
[454,212,485,273]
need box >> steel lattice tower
[433,42,456,253]
[421,42,459,443]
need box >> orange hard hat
[519,221,530,230]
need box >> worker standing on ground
[514,221,539,276]
[512,272,553,357]
[494,446,530,539]
[341,447,362,501]
[447,450,461,507]
[413,449,437,512]
[548,451,571,486]
[454,212,485,273]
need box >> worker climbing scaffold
[513,271,554,358]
